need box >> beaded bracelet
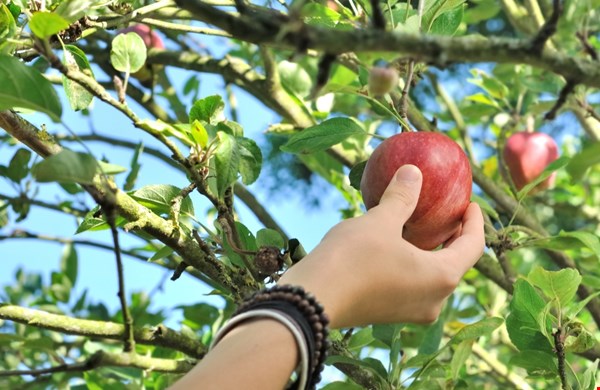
[210,285,330,390]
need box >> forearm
[170,319,298,390]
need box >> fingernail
[395,164,421,182]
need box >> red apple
[503,131,559,192]
[360,131,472,250]
[118,24,165,50]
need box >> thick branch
[174,0,600,88]
[0,304,206,359]
[0,350,194,376]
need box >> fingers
[374,165,423,226]
[439,202,485,272]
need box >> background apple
[118,24,165,50]
[503,131,559,192]
[360,131,472,250]
[368,66,399,96]
[117,25,164,86]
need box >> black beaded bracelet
[223,285,330,390]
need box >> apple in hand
[360,132,472,250]
[503,131,559,192]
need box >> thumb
[375,164,423,225]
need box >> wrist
[278,249,351,329]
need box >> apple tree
[1,0,600,388]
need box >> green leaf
[506,279,553,352]
[527,266,581,309]
[191,120,209,148]
[0,4,17,44]
[62,45,94,111]
[124,143,143,191]
[347,327,375,350]
[278,60,313,98]
[50,272,72,303]
[581,356,599,390]
[75,207,109,234]
[517,155,569,199]
[237,137,262,185]
[326,355,387,383]
[179,303,219,329]
[563,321,595,353]
[321,382,363,390]
[149,245,174,262]
[430,5,464,36]
[97,161,127,176]
[54,0,97,23]
[448,317,503,346]
[213,131,239,198]
[465,93,499,108]
[0,200,9,228]
[471,194,500,221]
[189,95,225,125]
[131,184,195,219]
[32,150,97,184]
[566,142,600,182]
[526,230,600,259]
[110,32,147,74]
[0,55,62,121]
[419,318,444,354]
[60,243,78,286]
[349,160,367,191]
[509,350,557,378]
[256,228,285,249]
[422,0,466,32]
[372,323,398,347]
[469,70,510,100]
[566,291,600,318]
[6,148,31,183]
[450,340,472,380]
[29,11,69,38]
[281,117,365,154]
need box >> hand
[279,164,485,328]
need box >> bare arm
[170,165,485,389]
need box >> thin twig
[576,31,599,60]
[530,0,563,53]
[545,80,577,120]
[102,197,135,353]
[310,53,336,99]
[169,182,197,229]
[369,0,386,30]
[399,61,415,131]
[553,328,569,390]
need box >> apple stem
[525,115,534,133]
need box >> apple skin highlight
[503,132,559,192]
[360,132,472,250]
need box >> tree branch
[174,0,600,88]
[0,304,206,359]
[0,350,194,377]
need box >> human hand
[279,164,485,328]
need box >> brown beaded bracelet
[233,285,330,390]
